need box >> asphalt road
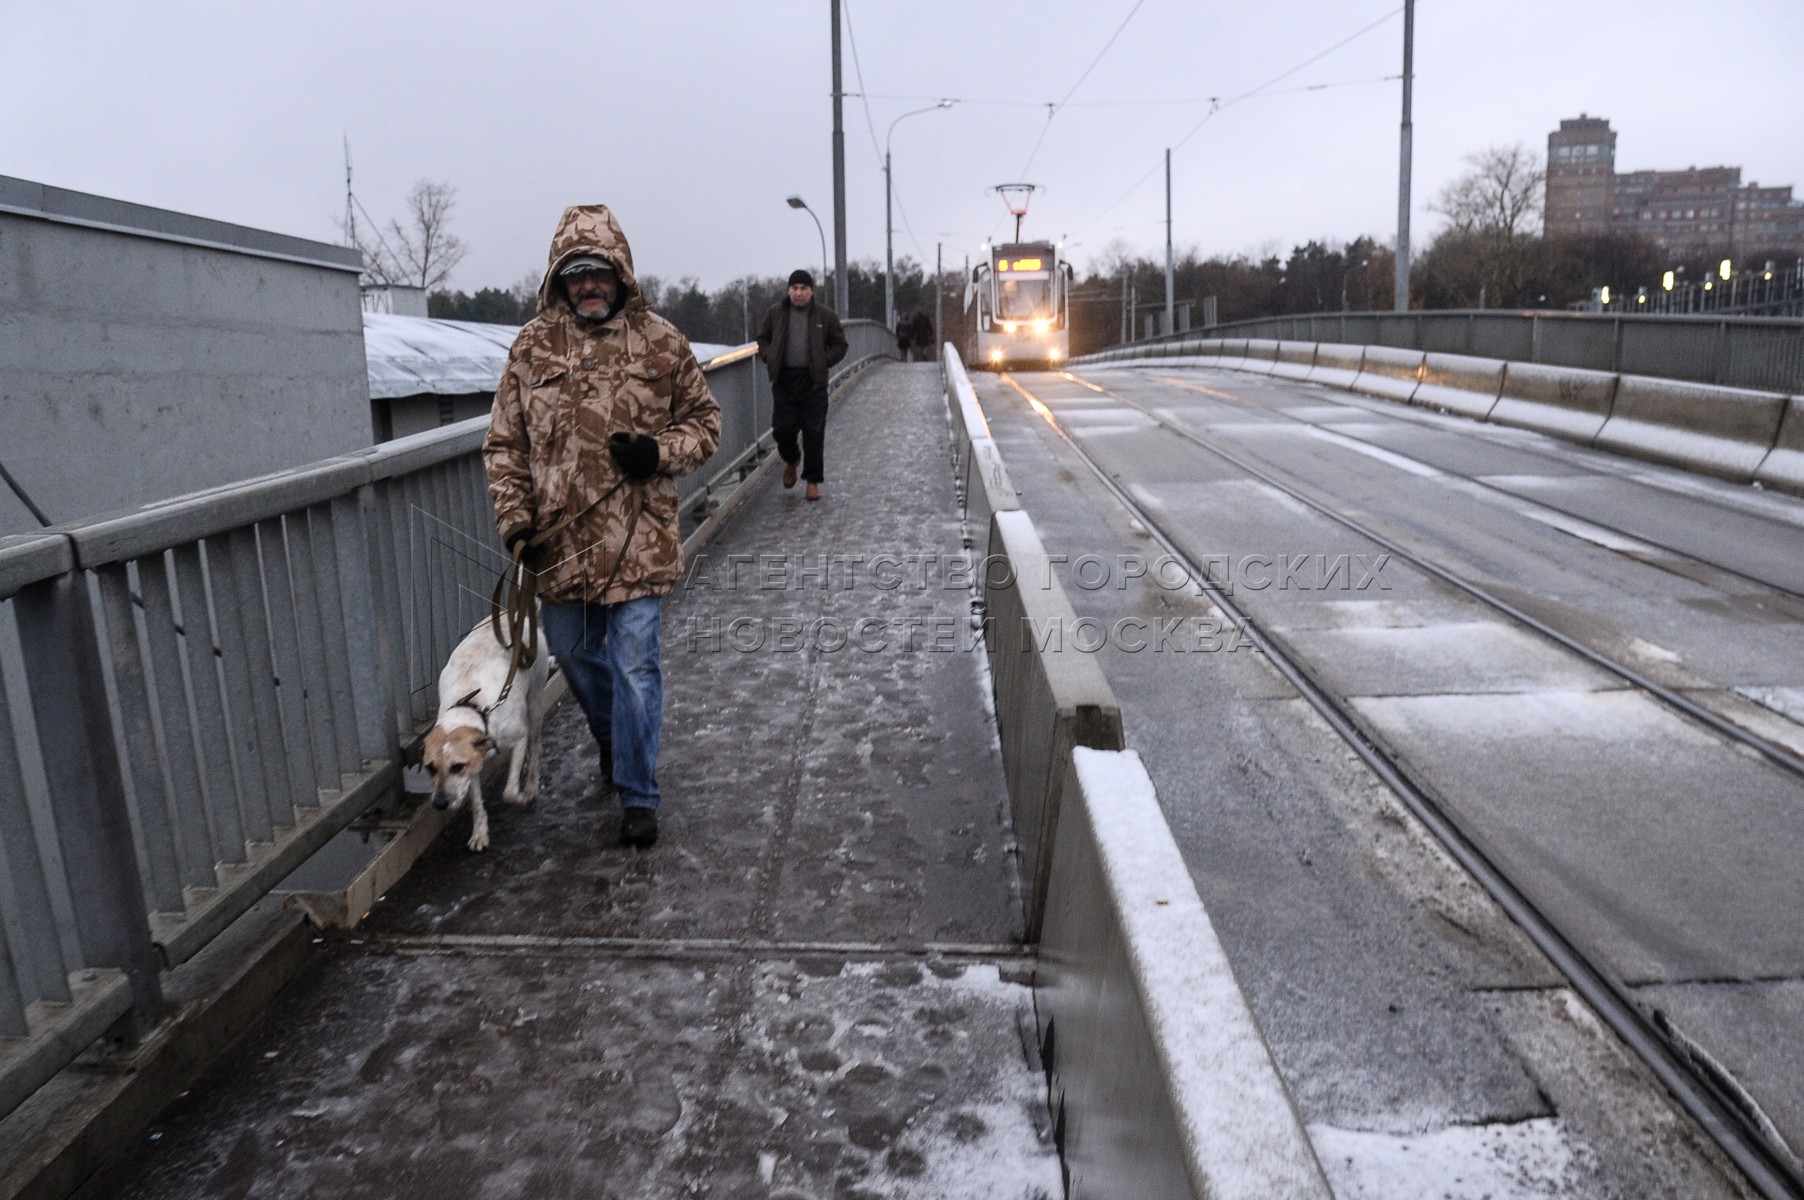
[973,362,1804,1200]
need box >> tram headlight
[1033,319,1051,334]
[1001,321,1017,333]
[989,348,1003,363]
[1049,346,1062,360]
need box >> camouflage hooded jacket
[484,206,722,605]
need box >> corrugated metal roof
[363,312,733,399]
[363,313,519,399]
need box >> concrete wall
[0,175,369,536]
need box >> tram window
[998,275,1051,319]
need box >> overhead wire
[1014,0,1148,181]
[849,75,1399,109]
[842,0,932,266]
[1070,6,1404,238]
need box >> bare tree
[349,180,469,291]
[1427,145,1546,306]
[1432,144,1545,241]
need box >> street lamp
[885,100,954,331]
[786,196,828,300]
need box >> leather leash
[488,476,645,706]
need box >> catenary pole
[1164,148,1175,336]
[831,0,848,313]
[935,242,943,354]
[1393,0,1414,312]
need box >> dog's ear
[474,734,496,754]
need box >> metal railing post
[11,571,162,1036]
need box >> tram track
[1127,367,1804,608]
[998,369,1804,1200]
[1043,371,1804,780]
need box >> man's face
[788,283,813,308]
[564,267,620,318]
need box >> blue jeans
[540,596,663,809]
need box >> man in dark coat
[755,270,848,502]
[908,309,934,361]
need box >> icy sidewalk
[80,363,1063,1200]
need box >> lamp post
[885,100,953,331]
[786,196,828,300]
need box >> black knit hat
[788,269,816,288]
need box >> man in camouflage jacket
[484,205,721,847]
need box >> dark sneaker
[620,806,658,848]
[596,747,617,798]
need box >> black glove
[608,432,660,480]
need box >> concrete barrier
[1350,345,1423,403]
[1269,341,1318,382]
[1754,395,1804,496]
[942,346,1021,559]
[1038,748,1333,1200]
[1412,352,1505,419]
[1239,338,1281,374]
[1489,361,1619,441]
[1595,375,1788,482]
[955,352,1331,1197]
[1307,343,1365,390]
[1213,338,1250,371]
[984,510,1125,936]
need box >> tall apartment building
[1545,115,1616,237]
[1544,116,1804,260]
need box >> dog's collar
[449,689,494,730]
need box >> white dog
[420,621,549,850]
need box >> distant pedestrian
[484,205,722,849]
[908,310,934,361]
[755,270,848,502]
[894,316,912,360]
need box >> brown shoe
[805,483,822,502]
[782,462,798,489]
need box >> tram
[966,240,1074,369]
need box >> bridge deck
[81,364,1063,1199]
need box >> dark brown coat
[755,298,849,388]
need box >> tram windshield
[993,247,1057,320]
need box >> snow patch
[1735,685,1804,725]
[1309,1117,1581,1199]
[1304,426,1443,477]
[1352,690,1714,746]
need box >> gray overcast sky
[4,1,1802,293]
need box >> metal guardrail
[1117,310,1804,394]
[0,320,888,1124]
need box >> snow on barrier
[1038,748,1333,1200]
[1754,395,1804,495]
[1213,338,1250,371]
[1595,375,1788,482]
[1350,345,1424,403]
[1412,352,1505,420]
[1240,338,1281,374]
[984,509,1125,936]
[1307,343,1365,390]
[1269,341,1318,382]
[942,344,1021,559]
[1489,361,1620,441]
